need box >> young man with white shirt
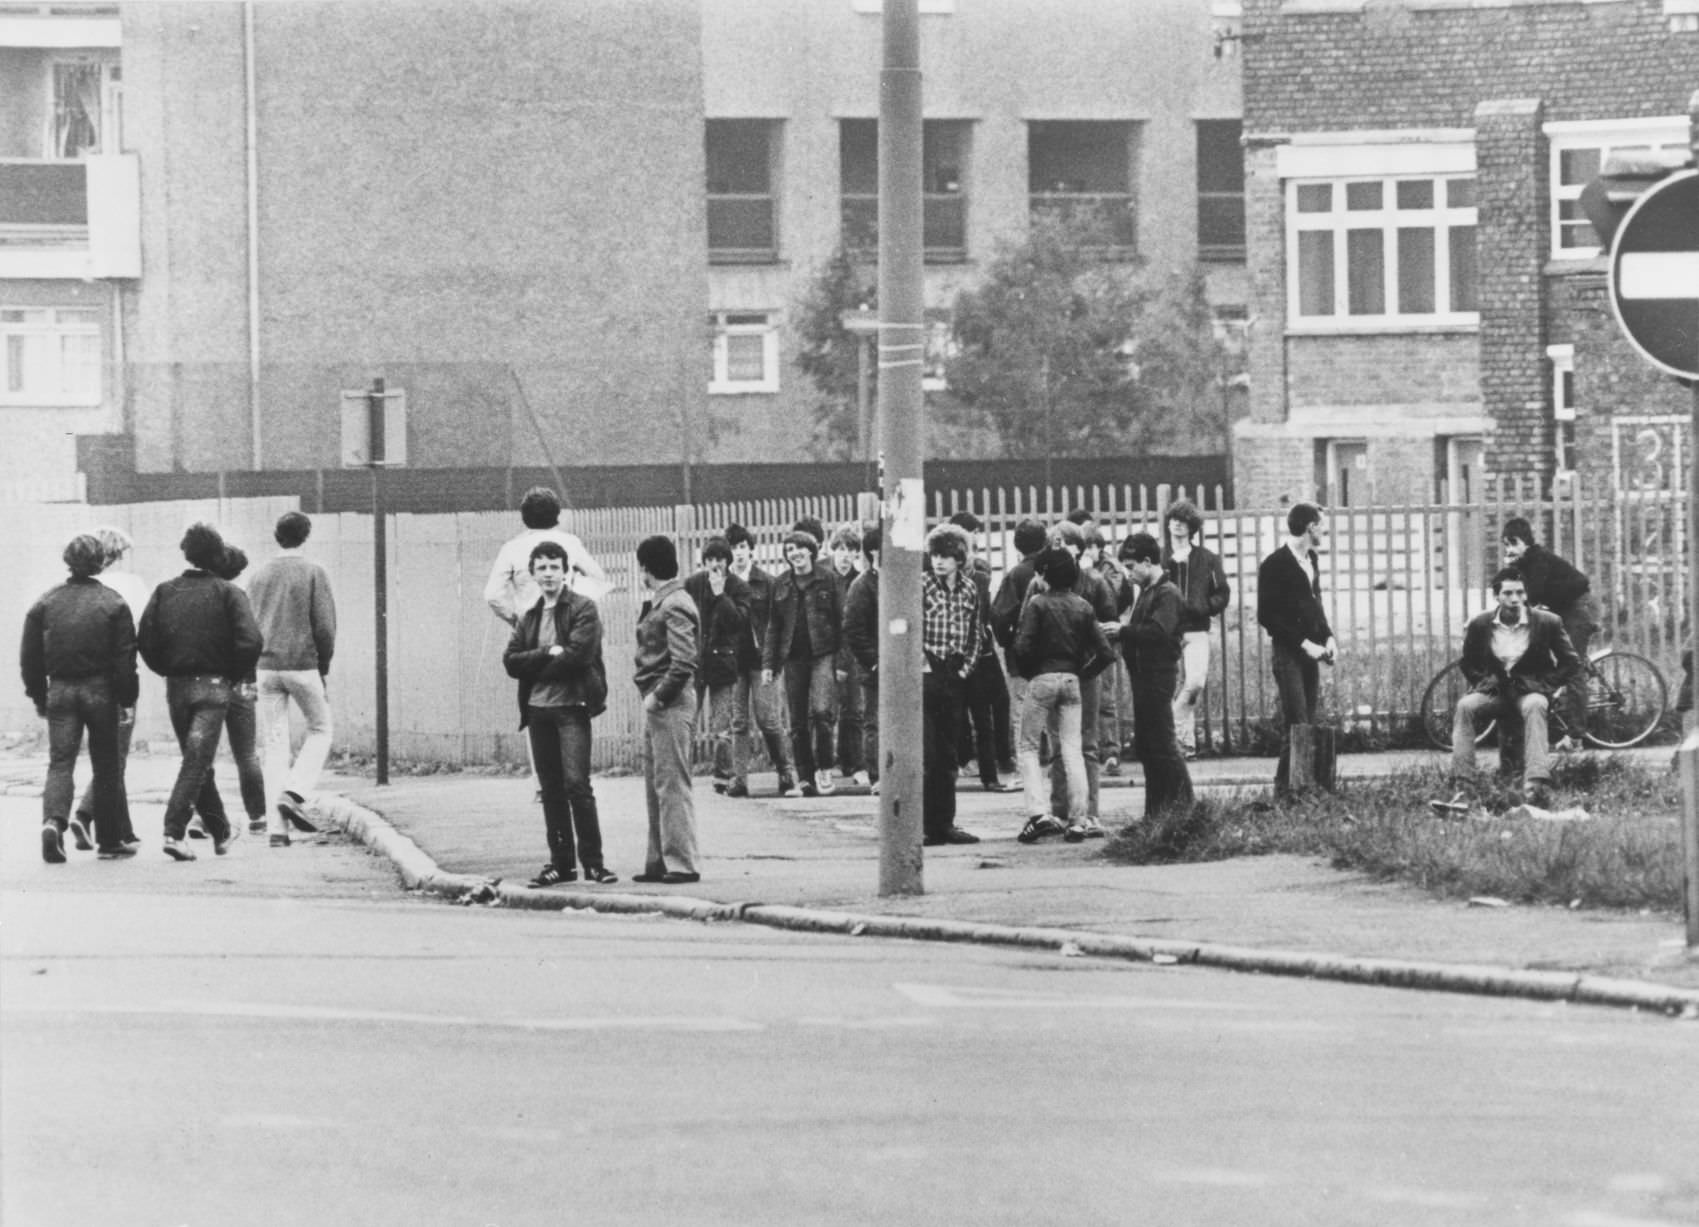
[1453,566,1581,805]
[484,486,607,627]
[1256,502,1338,797]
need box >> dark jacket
[137,570,263,681]
[683,570,752,688]
[831,564,862,671]
[634,578,698,703]
[1120,578,1185,679]
[734,562,778,672]
[1073,567,1118,623]
[20,577,140,709]
[762,562,842,671]
[503,590,607,727]
[1257,545,1333,653]
[990,556,1040,650]
[1459,606,1581,700]
[968,561,997,660]
[1512,543,1590,616]
[844,567,880,673]
[1013,588,1113,681]
[1162,544,1230,634]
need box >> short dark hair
[1065,509,1095,526]
[529,540,569,571]
[782,531,819,558]
[792,516,825,546]
[724,522,754,549]
[63,533,106,579]
[1013,518,1048,557]
[1164,498,1202,537]
[210,545,249,582]
[1492,565,1527,594]
[1122,532,1161,565]
[1286,502,1323,537]
[949,510,982,533]
[861,525,882,559]
[519,486,562,530]
[700,535,732,564]
[1502,517,1535,547]
[274,510,312,549]
[636,535,679,580]
[1034,547,1078,590]
[181,522,226,571]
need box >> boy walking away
[21,534,139,862]
[71,526,147,850]
[1119,533,1194,821]
[138,522,263,861]
[632,536,702,885]
[1161,499,1230,759]
[248,511,337,846]
[1500,516,1598,751]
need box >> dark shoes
[97,844,137,860]
[923,827,980,847]
[269,833,292,848]
[726,781,750,799]
[778,773,800,797]
[1017,815,1065,844]
[633,870,700,884]
[583,866,619,885]
[982,779,1019,793]
[527,864,577,888]
[213,828,238,856]
[799,782,820,798]
[278,792,318,833]
[41,825,65,864]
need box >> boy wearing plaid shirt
[920,524,983,847]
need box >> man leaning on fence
[1256,501,1337,797]
[1452,565,1581,808]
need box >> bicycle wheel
[1580,651,1667,749]
[1419,659,1494,751]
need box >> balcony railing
[1199,193,1246,263]
[0,156,137,277]
[841,193,967,262]
[708,194,776,264]
[1029,191,1137,257]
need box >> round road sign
[1608,168,1699,382]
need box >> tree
[794,246,876,461]
[944,210,1229,459]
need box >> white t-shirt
[484,528,608,622]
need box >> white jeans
[257,669,333,817]
[1172,630,1211,753]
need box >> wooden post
[1287,724,1337,793]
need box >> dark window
[840,119,969,262]
[1196,119,1244,262]
[706,120,778,264]
[1028,121,1137,257]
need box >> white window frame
[1,306,103,406]
[709,311,780,395]
[45,54,122,158]
[1546,116,1689,261]
[1548,343,1577,475]
[1285,173,1478,330]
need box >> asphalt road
[4,793,1697,1227]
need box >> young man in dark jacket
[827,524,869,787]
[726,523,798,797]
[503,540,615,887]
[632,535,701,884]
[1046,519,1119,835]
[21,533,139,862]
[761,531,843,797]
[1120,532,1194,821]
[951,511,1016,792]
[1453,566,1581,806]
[1501,516,1598,748]
[843,526,882,790]
[137,522,264,861]
[1256,502,1337,797]
[684,536,753,796]
[1161,499,1230,758]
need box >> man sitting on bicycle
[1454,566,1582,807]
[1501,517,1599,751]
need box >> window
[1549,344,1577,473]
[1547,117,1689,258]
[49,57,121,158]
[1316,438,1369,508]
[1196,120,1245,262]
[839,120,969,261]
[709,311,779,394]
[1,307,101,405]
[1287,175,1477,326]
[706,120,779,264]
[1028,121,1138,256]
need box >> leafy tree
[944,210,1229,458]
[794,246,876,460]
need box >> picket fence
[1,473,1681,772]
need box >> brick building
[0,0,1245,502]
[1233,0,1696,509]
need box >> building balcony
[708,193,777,264]
[0,156,140,279]
[841,193,967,263]
[1029,192,1137,258]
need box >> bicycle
[1420,647,1668,751]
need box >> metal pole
[858,335,873,493]
[1683,377,1699,948]
[369,377,390,787]
[876,0,925,896]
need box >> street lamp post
[842,306,880,493]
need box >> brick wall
[1244,142,1287,426]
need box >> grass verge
[1104,754,1686,912]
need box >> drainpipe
[244,0,262,469]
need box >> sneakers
[1017,815,1066,844]
[713,778,730,795]
[269,833,292,848]
[799,781,819,798]
[851,769,871,788]
[583,866,619,885]
[1102,756,1121,777]
[66,815,94,852]
[186,818,208,840]
[527,864,576,888]
[213,827,238,856]
[1079,817,1107,840]
[41,824,66,864]
[248,816,267,834]
[278,792,318,833]
[779,773,801,798]
[1063,821,1088,843]
[97,844,137,860]
[870,780,880,796]
[726,780,750,799]
[816,769,836,796]
[162,838,196,862]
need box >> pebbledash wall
[1233,0,1697,511]
[117,0,707,477]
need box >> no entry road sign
[1609,168,1699,382]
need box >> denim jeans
[258,668,334,816]
[75,703,136,845]
[208,682,266,824]
[1172,630,1212,754]
[1271,641,1320,795]
[835,656,865,776]
[959,652,1011,782]
[45,676,125,849]
[1133,668,1193,819]
[1050,672,1101,820]
[641,687,699,875]
[860,674,880,783]
[164,675,233,841]
[784,653,838,781]
[703,681,747,785]
[528,705,604,872]
[732,668,792,782]
[1453,689,1552,789]
[922,671,965,839]
[1020,672,1085,822]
